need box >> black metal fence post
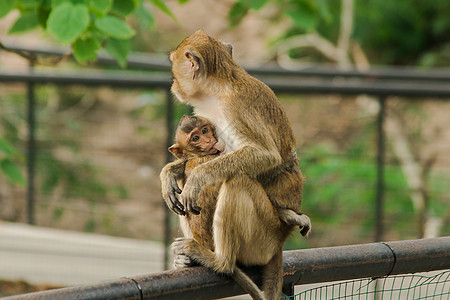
[375,96,386,242]
[26,58,36,225]
[163,90,175,270]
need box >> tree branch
[336,0,353,68]
[0,40,35,62]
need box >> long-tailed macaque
[160,30,308,299]
[168,114,310,249]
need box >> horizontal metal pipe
[0,69,449,98]
[283,237,450,287]
[0,70,172,89]
[261,76,450,97]
[2,42,450,81]
[4,237,449,300]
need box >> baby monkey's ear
[168,144,184,159]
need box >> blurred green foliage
[354,0,450,66]
[0,137,25,186]
[0,87,128,229]
[285,137,448,249]
[0,0,448,243]
[0,0,174,67]
[228,0,450,66]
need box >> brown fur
[184,156,219,251]
[168,116,311,253]
[160,30,311,299]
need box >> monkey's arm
[201,145,282,178]
[181,145,282,213]
[160,159,187,215]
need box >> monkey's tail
[232,267,265,300]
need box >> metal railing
[1,43,450,271]
[3,237,450,299]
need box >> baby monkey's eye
[202,127,208,134]
[192,135,200,142]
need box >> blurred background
[0,0,449,296]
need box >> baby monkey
[169,115,311,249]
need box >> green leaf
[104,37,130,68]
[19,0,42,9]
[95,15,135,39]
[53,206,65,220]
[0,0,16,18]
[1,159,26,186]
[135,2,154,29]
[228,0,249,27]
[149,0,176,21]
[47,3,90,43]
[178,0,189,3]
[250,0,268,10]
[73,36,101,63]
[40,0,51,8]
[8,11,40,33]
[51,0,70,7]
[89,0,112,16]
[287,0,318,31]
[316,0,331,23]
[111,0,137,17]
[0,138,14,156]
[37,3,51,28]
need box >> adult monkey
[161,30,305,299]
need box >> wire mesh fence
[286,270,450,300]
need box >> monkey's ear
[223,42,233,56]
[169,144,184,159]
[180,114,188,122]
[184,51,201,80]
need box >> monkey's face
[169,115,220,159]
[169,38,203,103]
[169,49,193,102]
[183,122,219,156]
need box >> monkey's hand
[180,172,204,215]
[160,160,186,216]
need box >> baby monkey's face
[183,121,219,156]
[169,115,222,159]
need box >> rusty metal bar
[26,59,36,225]
[374,96,386,242]
[4,237,449,300]
[163,90,175,271]
[1,69,450,97]
[3,41,450,82]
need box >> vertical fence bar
[374,96,386,242]
[26,59,36,225]
[282,283,295,297]
[163,90,175,270]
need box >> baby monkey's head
[169,115,221,159]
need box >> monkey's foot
[173,253,197,269]
[171,237,197,268]
[299,225,310,236]
[298,214,311,237]
[171,237,194,255]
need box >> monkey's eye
[202,127,208,134]
[192,135,200,142]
